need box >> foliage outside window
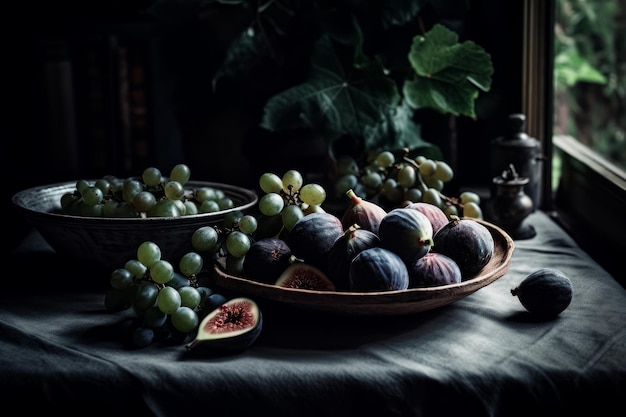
[553,0,626,173]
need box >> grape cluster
[334,149,483,219]
[257,169,328,231]
[60,163,235,218]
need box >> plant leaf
[403,23,493,118]
[379,0,430,29]
[363,102,435,152]
[260,36,401,136]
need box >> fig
[285,212,344,273]
[403,201,449,234]
[433,217,495,279]
[378,208,434,262]
[511,268,573,317]
[327,224,381,290]
[349,247,409,292]
[341,189,387,234]
[275,263,336,291]
[242,238,292,284]
[186,297,262,351]
[407,252,462,288]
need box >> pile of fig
[239,189,495,292]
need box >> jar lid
[492,113,540,148]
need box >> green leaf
[379,0,430,29]
[362,102,434,152]
[260,36,401,136]
[404,23,493,118]
[554,49,607,88]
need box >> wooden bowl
[212,219,514,315]
[12,180,258,271]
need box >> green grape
[110,268,133,290]
[156,286,181,314]
[191,226,219,252]
[397,165,416,188]
[282,169,303,194]
[137,241,161,267]
[414,155,427,164]
[178,286,201,309]
[133,282,159,312]
[183,201,198,215]
[404,187,423,202]
[335,174,358,197]
[376,150,396,167]
[217,197,234,210]
[75,179,91,194]
[259,172,283,194]
[199,200,220,213]
[82,186,103,206]
[444,204,459,217]
[226,230,251,257]
[259,192,285,216]
[147,199,183,217]
[423,176,444,191]
[381,178,403,203]
[418,159,437,177]
[282,204,304,231]
[179,252,203,277]
[422,188,443,207]
[238,215,258,235]
[142,167,162,187]
[143,306,167,328]
[170,163,191,186]
[132,190,157,213]
[361,171,383,190]
[124,259,147,279]
[60,193,79,210]
[223,211,244,229]
[115,201,138,217]
[299,183,326,206]
[102,200,119,217]
[150,259,174,284]
[462,201,483,219]
[335,156,359,176]
[460,191,481,205]
[80,203,103,217]
[195,186,218,203]
[432,160,454,182]
[170,306,199,333]
[122,178,144,203]
[164,180,185,200]
[94,178,111,194]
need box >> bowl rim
[12,179,259,223]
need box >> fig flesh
[341,189,387,234]
[186,297,262,351]
[275,263,336,291]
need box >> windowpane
[553,0,626,175]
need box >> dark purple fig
[327,224,381,291]
[242,238,292,284]
[433,217,495,279]
[349,247,409,292]
[378,208,434,262]
[511,268,573,317]
[403,201,449,234]
[285,212,344,274]
[275,263,336,291]
[186,297,262,351]
[341,189,387,234]
[407,252,462,288]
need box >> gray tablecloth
[1,211,624,417]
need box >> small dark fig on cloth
[275,263,336,291]
[432,217,494,279]
[341,189,387,235]
[186,297,262,351]
[349,247,409,292]
[511,268,573,317]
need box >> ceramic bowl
[12,180,258,271]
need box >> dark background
[4,1,525,251]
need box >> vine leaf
[403,23,494,118]
[261,36,401,140]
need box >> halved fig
[186,297,262,351]
[275,263,336,291]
